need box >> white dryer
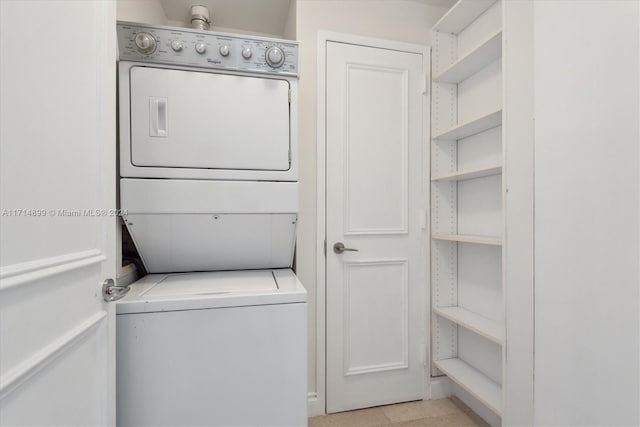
[115,22,306,426]
[117,22,299,182]
[117,21,300,274]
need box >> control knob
[219,44,230,57]
[195,42,206,54]
[265,46,285,68]
[134,32,157,55]
[170,40,183,52]
[242,47,252,59]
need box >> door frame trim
[315,31,430,416]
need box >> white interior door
[325,40,428,413]
[0,1,117,425]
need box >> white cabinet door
[0,1,117,425]
[325,41,428,413]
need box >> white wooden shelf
[434,358,502,415]
[433,30,502,83]
[433,306,504,344]
[431,234,502,246]
[432,109,502,141]
[431,164,502,182]
[432,0,497,35]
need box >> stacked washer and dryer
[115,22,306,426]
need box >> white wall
[283,0,296,40]
[295,0,448,397]
[116,0,167,24]
[533,1,639,425]
[117,0,290,39]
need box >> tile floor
[308,397,490,427]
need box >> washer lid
[143,270,277,297]
[116,269,306,314]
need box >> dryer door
[129,66,290,171]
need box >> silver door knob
[333,242,359,254]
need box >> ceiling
[158,0,456,36]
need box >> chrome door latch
[102,278,130,302]
[333,242,359,254]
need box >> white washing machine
[116,269,307,426]
[115,22,306,426]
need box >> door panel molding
[0,311,107,400]
[343,63,409,236]
[343,259,409,377]
[0,249,106,291]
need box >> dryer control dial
[170,40,183,52]
[219,44,230,57]
[265,46,285,68]
[134,32,157,55]
[195,42,207,54]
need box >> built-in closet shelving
[431,234,501,246]
[432,109,502,141]
[430,0,504,423]
[432,30,502,84]
[431,164,502,182]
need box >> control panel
[117,21,299,76]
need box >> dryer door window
[129,66,290,171]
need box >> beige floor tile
[446,397,490,427]
[466,411,491,427]
[309,406,391,427]
[448,396,472,414]
[308,399,491,427]
[399,412,482,427]
[308,416,328,427]
[380,399,462,423]
[395,416,447,427]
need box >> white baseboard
[307,392,323,417]
[308,377,453,418]
[428,375,452,400]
